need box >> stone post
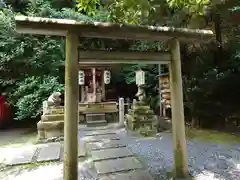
[119,97,125,126]
[101,71,105,101]
[169,39,188,178]
[132,99,137,109]
[92,68,96,102]
[64,32,79,180]
[80,86,85,102]
[42,100,48,115]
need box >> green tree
[11,76,64,120]
[0,4,97,120]
[0,2,126,120]
[0,7,65,120]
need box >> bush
[10,76,64,120]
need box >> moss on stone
[37,120,64,130]
[41,114,64,122]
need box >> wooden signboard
[159,74,171,108]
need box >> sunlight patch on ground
[0,160,93,180]
[94,142,104,148]
[6,163,63,180]
[0,128,37,148]
[195,170,221,180]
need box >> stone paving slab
[80,126,110,131]
[79,124,115,131]
[4,146,37,165]
[82,134,120,143]
[94,156,143,175]
[37,142,61,162]
[84,129,117,136]
[86,120,107,127]
[86,140,126,151]
[99,170,153,180]
[78,141,86,157]
[91,147,134,161]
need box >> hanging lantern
[136,69,145,85]
[78,70,85,85]
[104,70,111,84]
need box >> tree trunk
[191,116,199,128]
[213,11,223,67]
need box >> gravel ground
[0,128,239,180]
[118,130,240,180]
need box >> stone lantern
[125,69,157,134]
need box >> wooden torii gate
[15,16,214,180]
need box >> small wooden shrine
[78,63,118,125]
[78,65,110,103]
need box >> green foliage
[182,38,240,128]
[10,76,64,120]
[0,3,115,121]
[0,7,66,120]
[107,0,153,24]
[27,0,93,21]
[76,0,101,16]
[98,0,211,25]
[0,7,65,82]
[1,0,240,132]
[167,0,210,14]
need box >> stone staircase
[85,113,107,127]
[79,126,153,180]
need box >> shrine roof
[79,64,116,69]
[15,16,214,42]
[156,73,169,77]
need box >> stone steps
[41,114,64,121]
[86,120,107,127]
[86,113,107,127]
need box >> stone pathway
[1,126,239,180]
[0,125,153,180]
[79,126,153,179]
[0,142,62,166]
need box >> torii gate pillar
[64,32,79,180]
[169,39,188,178]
